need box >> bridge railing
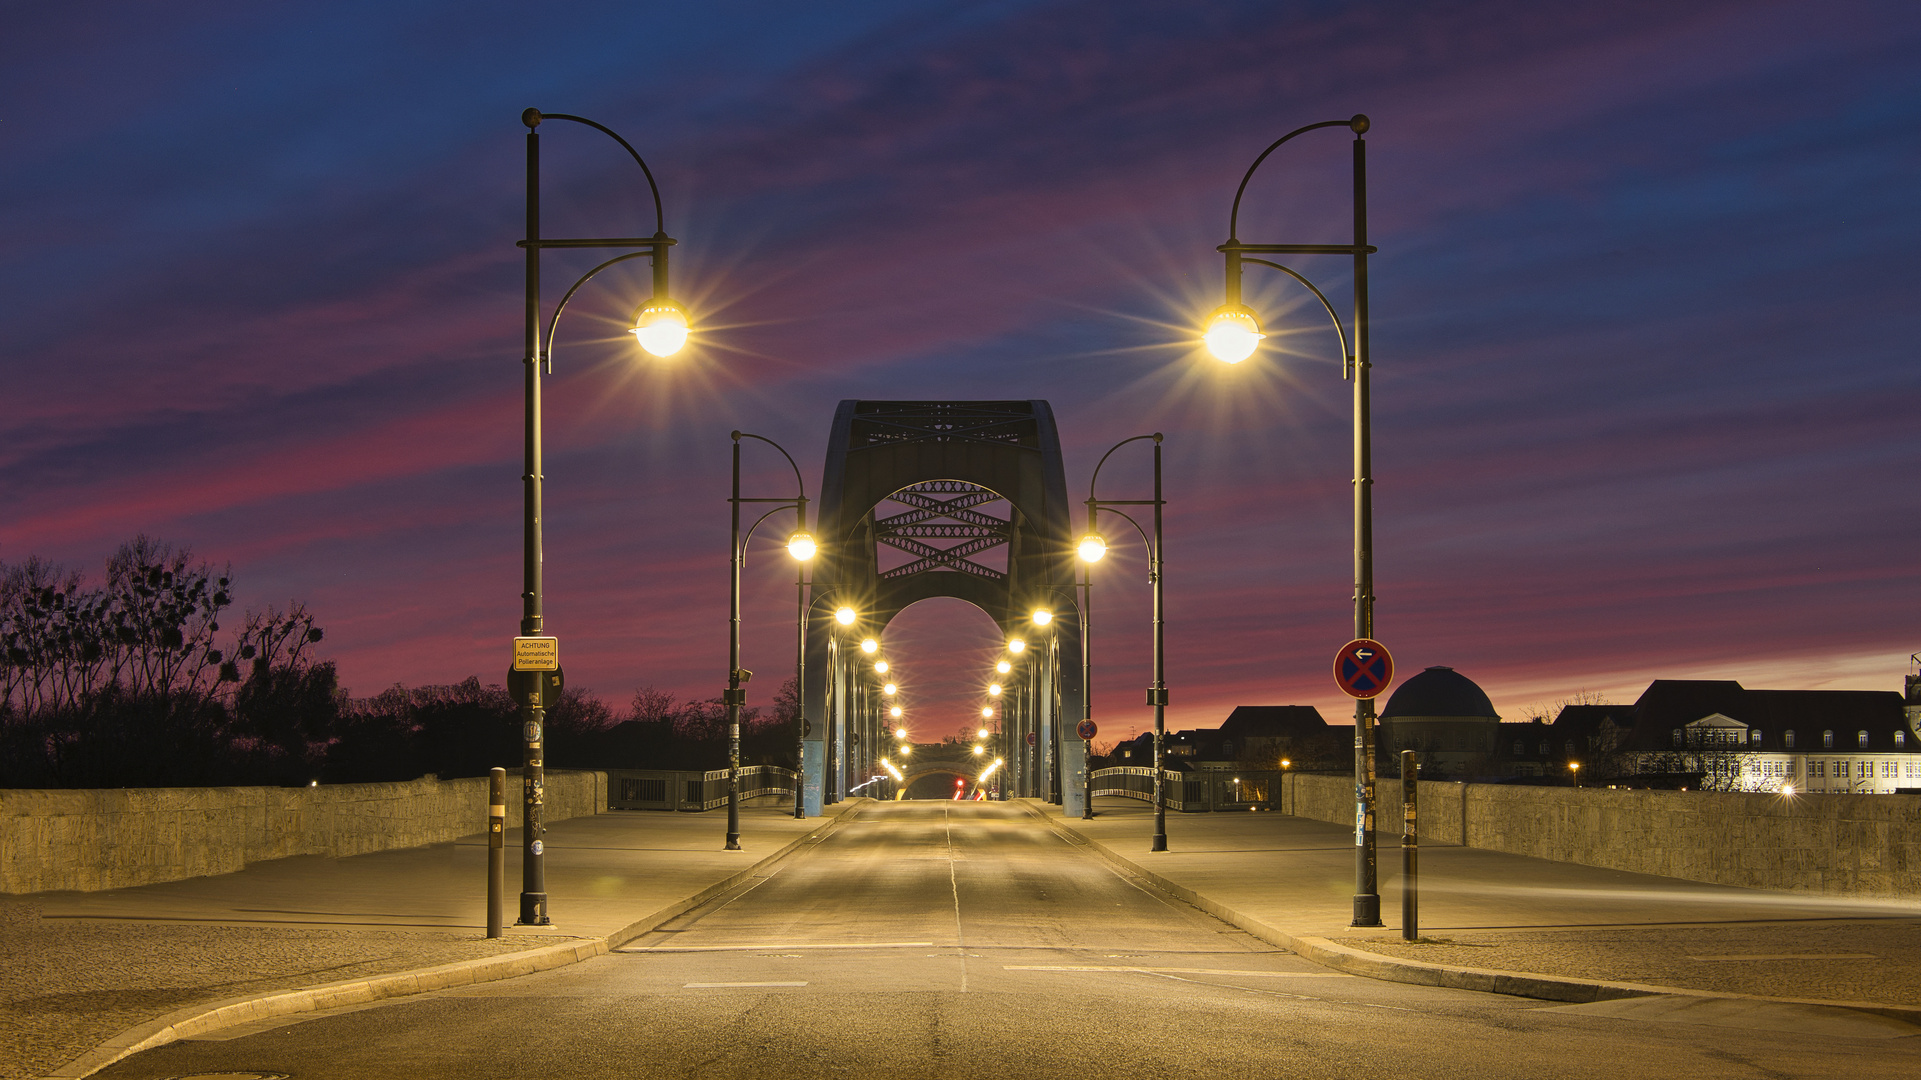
[1089,767,1284,812]
[607,766,798,811]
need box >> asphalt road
[95,801,1921,1079]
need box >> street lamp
[1203,114,1380,926]
[835,606,857,626]
[511,108,693,926]
[996,660,1012,674]
[1569,761,1582,788]
[727,431,811,843]
[1082,434,1166,844]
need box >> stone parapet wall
[0,770,606,894]
[1283,772,1919,898]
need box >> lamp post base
[1351,893,1382,927]
[518,892,550,926]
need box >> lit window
[1751,730,1763,745]
[1824,730,1834,748]
[1896,731,1906,749]
[1858,731,1870,749]
[1785,730,1795,749]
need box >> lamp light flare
[996,660,1011,674]
[786,532,816,561]
[861,638,879,654]
[630,298,691,357]
[1782,783,1796,796]
[981,706,995,719]
[1007,637,1026,654]
[977,728,990,739]
[988,683,1003,697]
[1077,535,1107,563]
[889,706,903,719]
[895,727,908,740]
[874,660,889,674]
[972,745,984,756]
[835,606,857,626]
[1201,303,1264,364]
[1031,609,1053,626]
[883,683,897,696]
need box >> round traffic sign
[1076,719,1098,741]
[1025,732,1038,747]
[1333,639,1394,699]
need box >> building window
[1785,730,1795,749]
[1751,730,1763,745]
[1885,761,1897,778]
[1513,740,1524,755]
[1859,761,1870,778]
[1824,730,1834,748]
[1673,729,1683,747]
[1858,731,1869,749]
[1896,731,1906,749]
[1813,761,1825,778]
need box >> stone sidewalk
[1,800,854,1080]
[1042,798,1921,1012]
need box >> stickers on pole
[1333,638,1393,699]
[513,636,559,671]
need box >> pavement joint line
[1027,803,1921,1023]
[619,941,935,953]
[38,802,866,1080]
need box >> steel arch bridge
[801,400,1086,816]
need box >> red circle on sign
[1333,638,1394,699]
[1077,719,1098,740]
[1025,732,1038,747]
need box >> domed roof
[1380,666,1498,720]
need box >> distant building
[1553,678,1920,793]
[1111,705,1336,770]
[1377,667,1501,779]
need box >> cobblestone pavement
[0,895,558,1080]
[1335,919,1921,1005]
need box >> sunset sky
[4,0,1916,742]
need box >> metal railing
[608,766,798,811]
[1089,767,1283,812]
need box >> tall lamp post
[1199,113,1382,927]
[727,431,813,849]
[1079,434,1166,850]
[513,108,691,925]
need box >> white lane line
[620,942,934,953]
[1004,966,1353,978]
[684,982,809,989]
[946,806,967,993]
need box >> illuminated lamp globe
[889,706,903,719]
[1202,303,1264,364]
[883,682,897,696]
[996,660,1011,674]
[860,637,879,654]
[874,660,889,674]
[988,683,1002,697]
[786,532,816,561]
[835,606,857,626]
[981,706,995,719]
[977,728,990,739]
[895,727,908,739]
[1007,637,1026,654]
[1031,608,1053,626]
[630,298,691,357]
[972,745,984,756]
[1077,534,1107,563]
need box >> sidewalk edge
[41,805,861,1080]
[1035,806,1921,1019]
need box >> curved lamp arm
[1241,258,1354,375]
[540,249,654,372]
[526,109,666,235]
[739,502,806,564]
[734,431,810,533]
[1228,116,1368,242]
[1094,506,1155,559]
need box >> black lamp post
[513,108,690,925]
[726,431,812,849]
[1200,114,1381,927]
[1080,434,1165,848]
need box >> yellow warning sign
[512,636,559,671]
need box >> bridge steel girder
[800,401,1086,816]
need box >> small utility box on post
[1401,750,1418,942]
[487,767,507,939]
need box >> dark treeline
[1,537,798,788]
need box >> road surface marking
[1005,966,1352,978]
[684,982,809,988]
[620,941,934,953]
[1686,953,1878,962]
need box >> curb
[1035,806,1921,1021]
[42,804,862,1080]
